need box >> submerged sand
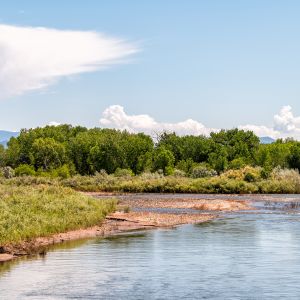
[119,197,252,211]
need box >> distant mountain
[0,130,19,147]
[259,136,275,144]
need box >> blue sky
[1,1,300,138]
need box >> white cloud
[48,121,61,127]
[238,125,280,139]
[0,24,137,98]
[274,105,300,134]
[100,105,300,140]
[100,105,217,136]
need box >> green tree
[121,132,154,173]
[208,147,228,173]
[288,144,300,171]
[153,147,175,175]
[32,138,66,170]
[210,129,259,163]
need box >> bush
[229,158,247,169]
[51,164,72,179]
[173,169,186,177]
[222,166,262,182]
[1,166,15,179]
[191,165,217,178]
[139,172,163,180]
[260,168,271,179]
[244,172,256,182]
[271,167,300,184]
[114,168,134,178]
[176,159,196,174]
[15,164,36,176]
[164,166,174,176]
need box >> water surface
[1,195,300,299]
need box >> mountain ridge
[0,130,19,146]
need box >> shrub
[139,172,163,180]
[244,172,256,182]
[51,164,72,179]
[222,166,261,182]
[229,157,247,169]
[260,168,271,179]
[1,166,15,179]
[191,165,217,178]
[15,164,36,176]
[271,167,300,181]
[114,168,134,178]
[173,169,186,177]
[176,159,196,174]
[164,166,174,176]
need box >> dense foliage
[1,125,300,179]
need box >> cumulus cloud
[0,24,137,98]
[100,105,217,136]
[237,125,280,139]
[100,105,300,140]
[274,105,300,134]
[48,121,61,127]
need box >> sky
[1,0,300,139]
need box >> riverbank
[0,210,216,262]
[0,193,255,263]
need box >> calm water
[1,196,300,299]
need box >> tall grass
[0,184,116,245]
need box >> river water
[1,195,300,299]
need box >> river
[1,194,300,299]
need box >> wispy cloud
[0,24,138,99]
[100,105,300,139]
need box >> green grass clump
[0,184,116,245]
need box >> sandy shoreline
[0,211,216,262]
[0,195,255,263]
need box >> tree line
[1,125,300,177]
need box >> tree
[121,132,154,173]
[136,151,154,174]
[288,144,300,171]
[210,129,259,163]
[157,132,183,162]
[208,147,228,173]
[32,138,66,170]
[255,146,272,171]
[153,147,175,175]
